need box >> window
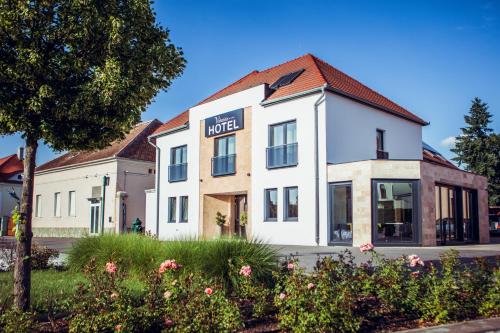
[68,191,76,216]
[35,195,42,217]
[212,135,236,176]
[284,187,298,221]
[372,180,419,244]
[329,183,353,244]
[376,129,385,151]
[168,197,177,223]
[169,145,188,182]
[180,196,188,222]
[54,192,61,217]
[264,189,278,221]
[267,121,298,168]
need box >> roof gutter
[314,83,328,245]
[147,136,161,237]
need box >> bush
[67,234,278,288]
[31,244,59,270]
[274,256,362,333]
[0,308,36,333]
[479,265,500,317]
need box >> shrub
[31,244,59,270]
[479,265,500,317]
[0,308,36,333]
[67,234,278,288]
[274,256,362,333]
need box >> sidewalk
[398,317,500,332]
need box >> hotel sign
[205,108,244,137]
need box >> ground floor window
[168,197,177,223]
[372,180,419,244]
[180,196,188,222]
[329,182,352,244]
[264,188,277,221]
[284,187,298,221]
[435,184,478,244]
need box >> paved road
[1,236,500,270]
[398,317,500,332]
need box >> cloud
[440,136,457,149]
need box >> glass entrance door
[90,203,100,235]
[329,183,353,245]
[234,195,247,238]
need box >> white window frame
[35,195,42,217]
[68,191,76,217]
[54,192,61,217]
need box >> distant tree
[0,0,185,310]
[452,98,499,205]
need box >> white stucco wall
[325,93,422,164]
[145,189,156,234]
[32,160,118,237]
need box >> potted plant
[215,211,226,236]
[239,211,248,238]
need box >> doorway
[435,184,478,245]
[90,202,100,235]
[234,195,247,238]
[328,182,353,245]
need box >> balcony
[266,143,298,169]
[212,154,236,176]
[168,163,187,182]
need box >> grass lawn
[0,269,147,314]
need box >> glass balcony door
[267,121,297,168]
[212,135,236,176]
[329,182,353,244]
[169,145,187,182]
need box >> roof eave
[148,123,190,140]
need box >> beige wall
[328,159,489,246]
[420,162,489,245]
[328,160,421,246]
[198,107,252,238]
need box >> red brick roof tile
[36,120,162,172]
[0,154,23,182]
[422,148,459,170]
[152,110,189,136]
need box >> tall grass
[67,234,278,283]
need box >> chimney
[17,146,25,161]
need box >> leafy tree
[0,0,185,310]
[452,98,499,205]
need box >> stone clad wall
[420,162,489,245]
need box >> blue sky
[1,0,499,164]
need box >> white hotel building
[146,54,489,247]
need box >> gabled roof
[36,119,162,172]
[0,154,23,182]
[198,53,428,125]
[151,110,189,136]
[422,142,458,170]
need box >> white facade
[147,80,432,246]
[33,158,155,237]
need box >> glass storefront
[329,183,353,244]
[372,180,419,244]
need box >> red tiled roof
[197,53,428,125]
[152,110,189,136]
[36,120,162,172]
[0,154,23,182]
[422,148,459,170]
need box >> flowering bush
[274,256,362,333]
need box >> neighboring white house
[146,53,489,247]
[32,120,162,237]
[0,154,23,235]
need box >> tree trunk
[14,138,38,310]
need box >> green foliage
[239,211,248,226]
[162,273,242,333]
[479,266,500,317]
[0,0,186,151]
[0,307,36,333]
[274,256,362,333]
[10,206,21,240]
[31,244,59,270]
[451,97,499,205]
[67,234,278,287]
[215,211,227,227]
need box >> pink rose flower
[279,292,286,300]
[359,243,374,253]
[165,319,174,327]
[205,287,213,296]
[159,259,179,273]
[408,254,424,267]
[410,271,420,278]
[115,324,122,331]
[287,262,295,270]
[164,290,172,299]
[307,283,315,290]
[105,262,117,274]
[239,265,252,277]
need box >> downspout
[314,83,328,245]
[148,137,161,236]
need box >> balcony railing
[376,150,389,160]
[266,143,298,169]
[212,154,236,176]
[168,163,187,182]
